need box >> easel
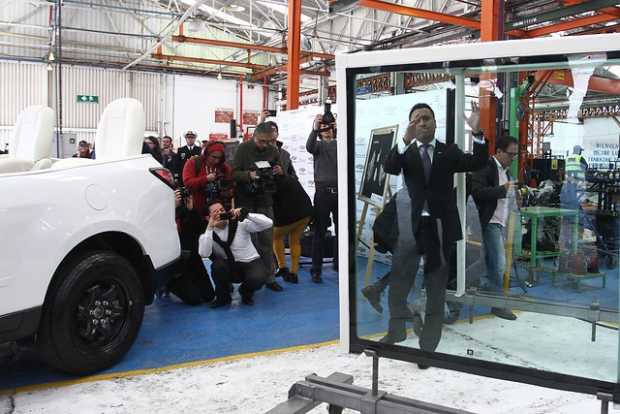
[355,125,399,288]
[355,180,393,288]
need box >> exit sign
[76,95,99,103]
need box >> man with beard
[232,122,285,292]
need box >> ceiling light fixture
[48,51,55,61]
[217,69,223,80]
[224,4,246,12]
[46,63,53,71]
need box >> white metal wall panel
[129,71,160,132]
[0,61,48,126]
[52,65,128,129]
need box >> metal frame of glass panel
[335,33,620,401]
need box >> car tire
[39,250,145,375]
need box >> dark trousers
[167,252,215,305]
[387,217,455,352]
[211,258,267,302]
[249,205,276,283]
[311,186,338,274]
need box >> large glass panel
[351,56,620,387]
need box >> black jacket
[471,157,509,228]
[162,151,182,182]
[383,139,488,243]
[178,145,202,170]
[273,175,313,227]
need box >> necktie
[420,144,431,183]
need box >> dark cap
[78,140,89,147]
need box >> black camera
[322,101,335,125]
[248,161,277,194]
[178,186,190,199]
[205,175,232,198]
[219,211,233,221]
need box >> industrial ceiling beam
[287,0,302,110]
[172,35,335,60]
[356,0,481,30]
[151,53,266,70]
[536,70,620,95]
[523,10,619,37]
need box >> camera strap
[212,220,238,266]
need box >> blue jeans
[481,223,506,293]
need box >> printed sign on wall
[242,111,260,126]
[214,108,234,124]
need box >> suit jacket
[383,139,488,244]
[162,151,182,181]
[178,145,202,168]
[471,157,509,228]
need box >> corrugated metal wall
[0,61,48,126]
[49,65,159,131]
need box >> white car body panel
[0,155,180,317]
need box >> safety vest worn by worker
[565,154,585,179]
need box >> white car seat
[52,98,145,169]
[0,105,55,174]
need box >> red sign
[242,111,259,126]
[214,108,234,124]
[209,133,228,141]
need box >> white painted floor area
[1,338,617,414]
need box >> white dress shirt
[490,156,509,227]
[198,213,273,263]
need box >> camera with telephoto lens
[318,100,336,136]
[248,161,277,194]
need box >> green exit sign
[76,95,99,103]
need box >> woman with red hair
[182,141,235,215]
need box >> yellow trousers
[273,217,311,274]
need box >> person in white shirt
[198,200,273,307]
[471,135,519,321]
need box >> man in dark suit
[381,102,488,356]
[161,135,182,183]
[178,131,202,182]
[471,135,519,321]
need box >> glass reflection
[353,60,620,384]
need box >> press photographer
[183,141,234,214]
[306,102,338,283]
[166,189,215,305]
[232,122,285,292]
[198,201,272,307]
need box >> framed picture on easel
[358,125,399,207]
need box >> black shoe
[412,312,423,337]
[275,267,290,278]
[379,332,407,344]
[266,281,284,292]
[379,320,407,344]
[491,307,517,320]
[417,364,430,370]
[311,273,323,284]
[241,295,254,306]
[209,297,232,308]
[361,285,383,314]
[283,272,298,284]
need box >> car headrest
[11,106,55,161]
[95,98,145,161]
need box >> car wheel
[39,250,145,375]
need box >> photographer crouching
[198,201,272,307]
[166,189,215,305]
[232,122,285,292]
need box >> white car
[0,99,181,374]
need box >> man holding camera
[198,201,272,307]
[232,122,285,292]
[306,108,338,283]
